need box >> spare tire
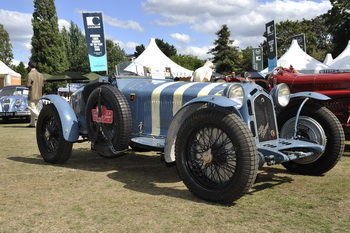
[86,85,132,157]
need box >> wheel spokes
[188,126,237,187]
[43,116,60,153]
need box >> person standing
[190,60,214,82]
[25,60,44,127]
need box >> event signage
[266,20,277,72]
[82,12,107,72]
[292,34,306,52]
[252,47,263,71]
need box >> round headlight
[271,83,290,107]
[15,99,22,106]
[228,84,244,109]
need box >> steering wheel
[266,66,286,88]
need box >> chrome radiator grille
[3,99,10,112]
[253,94,278,142]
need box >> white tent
[0,60,21,87]
[125,38,193,78]
[262,39,328,74]
[327,40,350,71]
[0,60,21,78]
[323,53,333,65]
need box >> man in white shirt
[190,60,213,82]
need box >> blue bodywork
[41,95,79,142]
[0,85,30,120]
[42,76,329,165]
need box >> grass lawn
[1,121,349,232]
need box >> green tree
[208,24,241,75]
[170,54,204,71]
[106,40,127,74]
[326,0,350,57]
[13,62,28,84]
[240,46,253,72]
[61,26,72,66]
[0,24,14,66]
[156,39,177,57]
[31,0,69,74]
[67,21,90,74]
[134,39,177,57]
[260,17,332,67]
[134,44,145,57]
[303,16,332,61]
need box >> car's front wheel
[36,104,73,163]
[278,103,345,175]
[175,108,258,204]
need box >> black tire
[36,104,73,163]
[175,108,258,204]
[278,103,345,175]
[86,85,132,157]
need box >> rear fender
[164,96,242,163]
[41,95,79,142]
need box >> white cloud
[114,40,140,53]
[0,10,32,41]
[0,10,72,63]
[175,44,213,60]
[2,0,333,64]
[11,59,21,66]
[58,19,70,30]
[170,33,192,43]
[142,0,332,49]
[0,10,32,62]
[104,15,144,32]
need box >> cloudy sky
[1,0,332,65]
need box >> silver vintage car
[0,85,30,122]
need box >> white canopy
[0,60,21,78]
[323,53,333,65]
[262,39,328,74]
[125,38,193,78]
[327,40,350,71]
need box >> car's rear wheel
[175,108,258,204]
[278,103,345,175]
[36,104,73,163]
[86,85,132,157]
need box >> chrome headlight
[228,84,244,109]
[271,83,290,107]
[15,99,22,106]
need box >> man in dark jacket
[25,60,44,127]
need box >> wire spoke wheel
[36,104,72,164]
[42,115,60,153]
[176,108,258,204]
[187,125,237,188]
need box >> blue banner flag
[266,20,277,72]
[82,12,108,72]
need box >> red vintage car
[266,66,350,139]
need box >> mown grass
[0,121,349,232]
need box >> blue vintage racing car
[0,85,30,122]
[36,72,345,204]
